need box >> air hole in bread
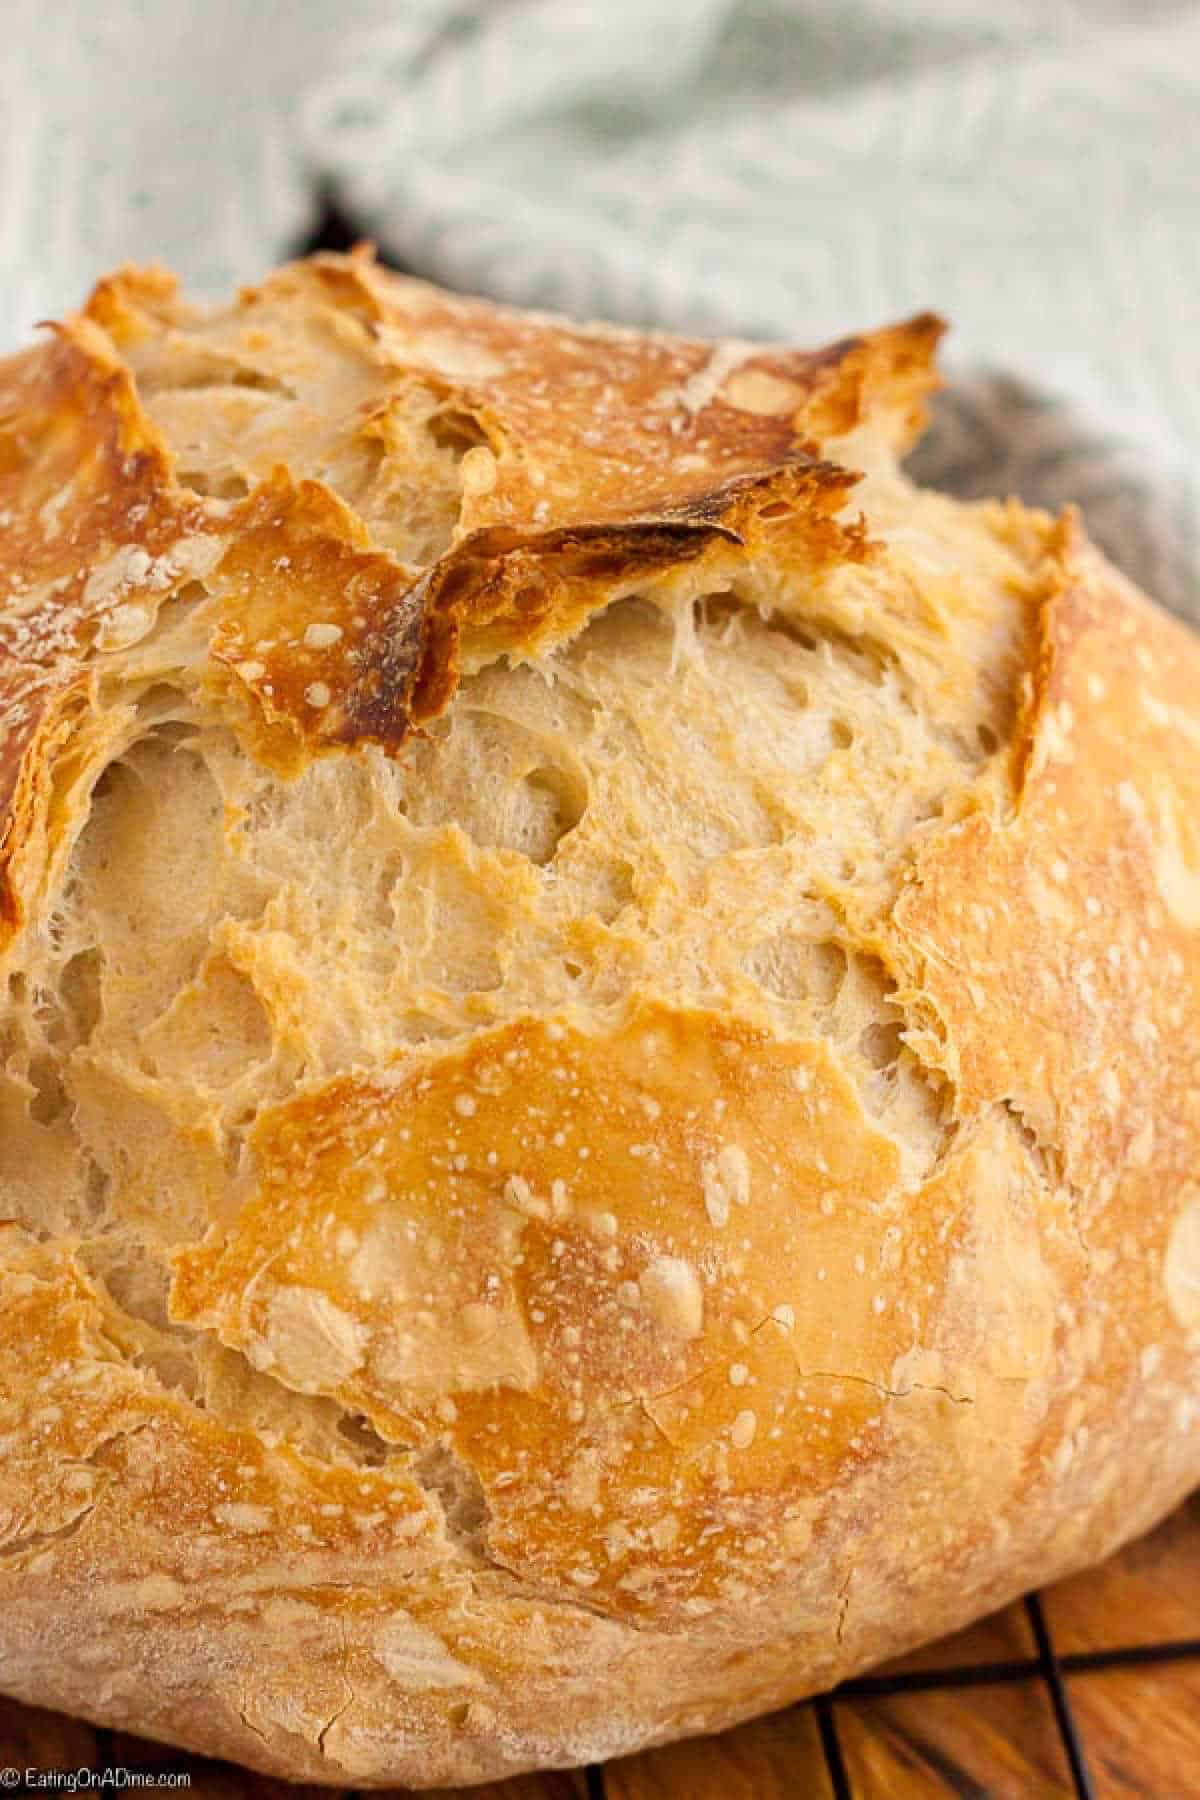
[229,369,292,395]
[316,429,386,521]
[428,409,488,460]
[831,718,854,750]
[860,1019,905,1074]
[522,764,587,862]
[141,954,273,1091]
[405,708,591,866]
[176,468,250,500]
[411,1442,491,1561]
[112,596,216,673]
[70,738,228,1040]
[191,1342,408,1465]
[81,1157,112,1229]
[148,718,200,746]
[134,1345,201,1399]
[593,855,635,920]
[59,947,103,1047]
[27,1055,71,1127]
[746,936,847,1006]
[977,721,1000,755]
[336,1411,396,1467]
[130,678,207,729]
[141,359,296,399]
[80,1233,174,1330]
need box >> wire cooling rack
[567,1594,1200,1800]
[799,1592,1200,1800]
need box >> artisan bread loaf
[1,251,1198,1787]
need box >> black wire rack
[578,1593,1200,1800]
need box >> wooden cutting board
[2,1493,1197,1798]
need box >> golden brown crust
[2,252,940,807]
[103,251,930,753]
[0,317,222,947]
[90,251,943,522]
[1,258,1198,1787]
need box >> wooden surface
[2,1494,1197,1798]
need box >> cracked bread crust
[1,253,1199,1786]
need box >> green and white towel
[5,0,1197,618]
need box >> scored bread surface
[1,251,1198,1786]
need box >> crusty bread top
[2,253,1200,1786]
[2,252,938,789]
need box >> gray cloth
[4,1,1197,619]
